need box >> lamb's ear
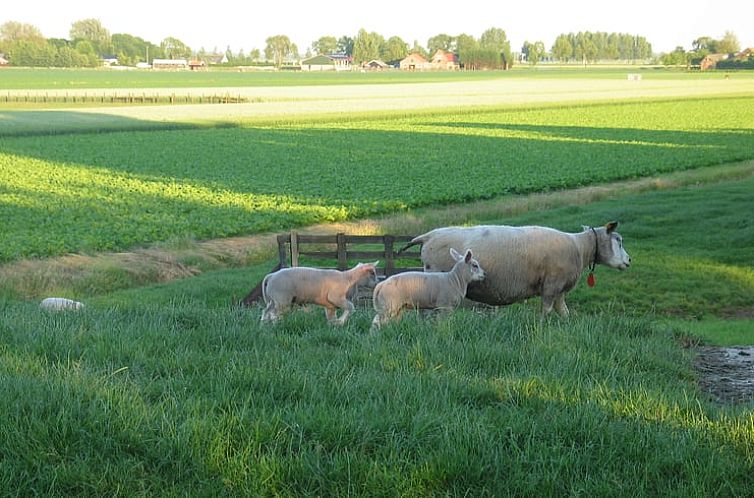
[464,249,473,263]
[449,247,462,262]
[605,221,619,233]
[372,261,380,268]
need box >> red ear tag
[587,272,596,288]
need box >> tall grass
[1,300,753,496]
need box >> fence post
[384,235,395,276]
[277,234,289,268]
[290,232,300,267]
[336,233,347,270]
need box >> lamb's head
[589,221,631,270]
[450,248,485,282]
[354,261,380,287]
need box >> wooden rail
[240,232,422,305]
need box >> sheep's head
[355,261,380,286]
[450,248,485,282]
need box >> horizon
[2,0,752,56]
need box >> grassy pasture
[1,69,754,495]
[1,296,753,495]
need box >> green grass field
[2,95,753,261]
[1,68,753,495]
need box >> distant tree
[73,39,101,66]
[717,30,740,54]
[551,34,573,61]
[480,27,512,68]
[337,36,354,56]
[249,48,261,61]
[265,34,297,66]
[312,35,338,55]
[0,21,46,64]
[692,36,713,54]
[352,29,384,64]
[0,21,44,46]
[382,35,408,62]
[661,46,689,66]
[427,33,454,54]
[522,40,545,65]
[573,32,597,64]
[455,33,478,55]
[161,36,192,59]
[112,33,159,65]
[70,18,111,54]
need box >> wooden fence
[2,92,249,105]
[240,232,422,306]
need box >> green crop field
[1,69,753,495]
[2,95,754,261]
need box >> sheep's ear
[464,250,472,263]
[605,221,619,233]
[449,248,462,262]
[372,261,380,267]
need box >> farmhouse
[151,58,189,70]
[399,53,430,71]
[301,54,353,71]
[430,49,459,70]
[700,53,728,70]
[363,59,389,70]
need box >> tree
[382,36,408,63]
[661,46,689,66]
[427,33,454,54]
[522,40,545,65]
[265,34,297,66]
[112,33,160,65]
[312,35,338,55]
[479,27,512,69]
[337,36,354,56]
[352,29,384,64]
[0,21,44,45]
[70,18,111,54]
[551,34,573,61]
[717,30,740,54]
[161,37,191,59]
[455,34,478,54]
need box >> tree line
[1,18,744,70]
[661,31,750,68]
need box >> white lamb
[371,248,484,330]
[260,262,379,325]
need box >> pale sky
[2,0,752,55]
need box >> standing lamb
[371,248,484,330]
[405,222,630,316]
[260,262,379,325]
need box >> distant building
[151,58,188,70]
[430,49,459,70]
[700,53,728,70]
[0,54,9,66]
[399,53,430,71]
[363,59,388,70]
[301,54,352,71]
[301,54,337,71]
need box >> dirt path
[695,346,754,404]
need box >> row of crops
[2,96,754,262]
